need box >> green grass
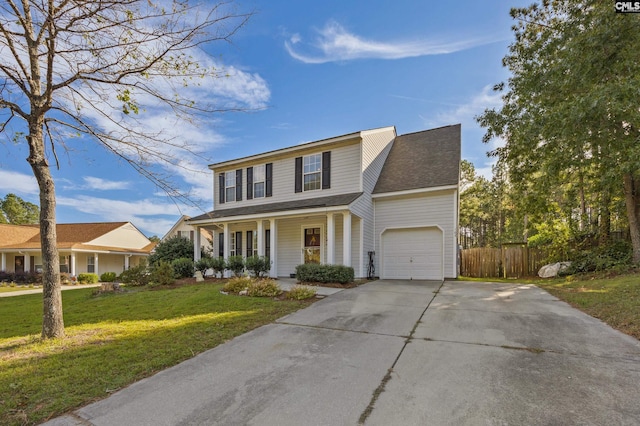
[460,274,640,340]
[0,282,313,425]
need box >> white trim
[188,205,351,226]
[379,225,445,281]
[371,185,458,199]
[359,218,364,278]
[209,132,362,169]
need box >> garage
[381,227,443,280]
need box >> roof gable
[373,124,461,194]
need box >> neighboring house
[188,124,461,280]
[0,222,154,276]
[161,215,214,256]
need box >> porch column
[223,223,230,278]
[343,211,352,267]
[94,254,99,276]
[193,227,202,261]
[70,253,76,276]
[326,213,335,264]
[257,220,265,256]
[124,255,130,270]
[269,218,277,277]
[1,253,5,271]
[24,252,31,272]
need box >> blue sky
[0,0,528,237]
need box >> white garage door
[382,228,443,280]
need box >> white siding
[214,141,362,211]
[374,189,458,279]
[88,223,150,250]
[351,127,395,277]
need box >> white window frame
[303,154,322,192]
[300,224,324,264]
[87,256,95,273]
[225,171,236,202]
[253,165,266,198]
[230,231,237,256]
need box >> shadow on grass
[0,284,312,425]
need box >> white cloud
[0,170,39,194]
[82,177,131,191]
[285,21,497,64]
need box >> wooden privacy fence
[460,245,548,278]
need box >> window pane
[254,165,265,181]
[304,173,321,191]
[225,172,235,187]
[226,187,235,202]
[254,182,265,198]
[303,154,321,173]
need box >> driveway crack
[358,280,446,425]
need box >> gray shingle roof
[373,124,461,194]
[189,192,363,221]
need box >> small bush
[149,261,175,287]
[100,272,117,282]
[564,240,633,275]
[245,256,271,278]
[295,264,355,284]
[211,257,226,277]
[246,279,282,297]
[285,285,317,300]
[194,257,214,275]
[172,257,194,279]
[77,273,99,284]
[222,276,252,294]
[226,255,245,277]
[119,261,150,287]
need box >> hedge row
[295,264,354,284]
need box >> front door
[303,227,321,264]
[14,256,24,273]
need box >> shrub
[211,257,226,278]
[149,261,175,286]
[246,279,282,297]
[222,276,252,294]
[563,240,633,275]
[245,256,271,278]
[172,257,194,279]
[285,285,317,300]
[100,272,117,282]
[60,273,70,284]
[226,255,245,277]
[148,236,194,265]
[295,264,355,284]
[0,270,13,282]
[119,260,150,286]
[77,273,99,284]
[194,257,214,275]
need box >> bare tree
[0,0,252,338]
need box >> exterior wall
[214,140,362,210]
[165,220,214,253]
[351,127,396,277]
[374,189,458,278]
[88,223,151,249]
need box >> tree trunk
[623,173,640,264]
[27,118,64,339]
[599,188,611,246]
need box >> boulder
[538,262,572,278]
[194,271,204,282]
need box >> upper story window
[295,152,330,194]
[253,165,266,198]
[225,171,236,202]
[303,154,322,191]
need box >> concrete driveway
[45,280,640,425]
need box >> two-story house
[188,124,460,280]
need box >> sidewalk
[0,283,101,298]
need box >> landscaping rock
[538,262,572,278]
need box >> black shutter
[322,151,331,189]
[236,169,243,201]
[246,167,253,200]
[218,173,225,204]
[235,232,243,256]
[218,232,224,258]
[265,163,273,197]
[295,157,302,193]
[265,229,271,259]
[189,230,194,243]
[246,231,253,258]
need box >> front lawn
[460,274,640,340]
[0,282,313,425]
